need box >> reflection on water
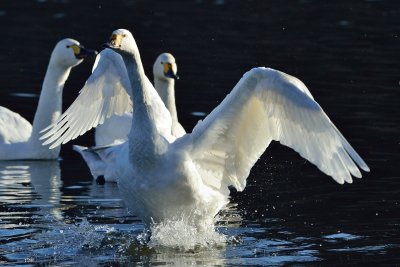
[0,161,61,218]
[8,92,38,98]
[0,159,398,265]
[0,0,399,265]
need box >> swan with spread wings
[41,29,369,228]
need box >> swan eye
[160,61,164,65]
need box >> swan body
[41,29,369,227]
[95,112,132,146]
[0,39,96,160]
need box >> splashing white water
[147,218,227,251]
[30,213,234,265]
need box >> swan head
[153,53,179,81]
[51,38,98,68]
[103,29,138,56]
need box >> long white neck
[121,51,167,167]
[154,78,178,124]
[121,51,148,108]
[30,61,71,153]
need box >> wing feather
[187,67,369,191]
[40,49,132,148]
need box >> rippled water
[0,0,399,265]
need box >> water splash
[12,210,244,266]
[31,217,133,262]
[147,218,227,251]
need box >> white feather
[40,49,132,149]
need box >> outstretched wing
[187,67,369,191]
[40,49,132,149]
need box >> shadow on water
[0,0,399,265]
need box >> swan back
[0,107,32,144]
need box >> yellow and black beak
[70,44,98,59]
[164,63,179,80]
[103,33,125,49]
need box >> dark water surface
[0,0,399,266]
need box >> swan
[151,52,185,138]
[41,29,370,228]
[71,51,185,181]
[0,39,97,160]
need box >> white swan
[0,39,97,160]
[152,52,185,138]
[41,29,370,228]
[70,51,185,181]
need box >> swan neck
[121,53,167,168]
[121,53,149,106]
[31,62,71,149]
[155,78,178,123]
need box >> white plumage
[94,51,185,147]
[41,29,369,228]
[0,39,96,160]
[41,48,132,148]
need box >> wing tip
[336,178,345,185]
[361,164,370,173]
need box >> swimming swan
[41,29,369,227]
[0,39,96,160]
[71,51,185,181]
